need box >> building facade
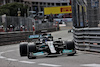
[0,0,23,6]
[23,0,71,12]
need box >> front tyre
[19,42,28,56]
[27,42,37,59]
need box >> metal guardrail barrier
[0,31,33,45]
[71,0,100,52]
[0,16,34,45]
[34,20,59,34]
[0,16,59,33]
[73,27,100,52]
[0,16,33,32]
[0,16,59,45]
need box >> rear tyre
[19,42,28,56]
[65,41,75,50]
[64,41,76,56]
[27,42,37,59]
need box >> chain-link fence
[0,16,59,33]
[71,0,99,28]
[0,16,59,45]
[72,0,100,52]
[0,16,33,32]
[34,20,59,33]
[87,0,99,27]
[35,21,57,31]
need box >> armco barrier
[35,28,57,34]
[0,31,34,45]
[34,21,59,34]
[73,27,100,52]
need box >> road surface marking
[67,40,72,41]
[38,63,62,67]
[4,50,15,53]
[81,63,100,67]
[0,56,6,59]
[6,58,18,61]
[0,50,36,64]
[0,52,5,58]
[19,61,36,64]
[0,52,5,54]
[0,50,18,61]
[0,49,62,67]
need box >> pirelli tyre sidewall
[65,41,76,56]
[27,42,36,59]
[19,42,28,56]
[65,41,75,50]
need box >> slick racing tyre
[65,41,75,50]
[19,42,28,56]
[65,41,76,56]
[27,42,36,59]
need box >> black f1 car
[19,33,76,59]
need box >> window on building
[48,3,50,5]
[44,2,46,5]
[40,2,42,5]
[62,3,67,6]
[56,3,60,6]
[36,2,38,5]
[34,6,38,11]
[51,3,54,5]
[32,2,35,5]
[41,7,43,11]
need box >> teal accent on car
[33,52,44,56]
[41,45,45,48]
[29,34,51,39]
[29,35,41,39]
[63,49,72,53]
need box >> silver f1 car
[19,33,76,59]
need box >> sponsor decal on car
[62,50,72,53]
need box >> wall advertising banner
[44,6,72,15]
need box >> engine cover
[46,41,56,53]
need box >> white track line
[0,52,5,58]
[0,50,15,59]
[38,63,62,67]
[80,63,100,67]
[6,58,18,61]
[0,50,18,60]
[0,50,35,64]
[0,49,62,67]
[0,56,6,59]
[19,61,36,64]
[4,50,15,53]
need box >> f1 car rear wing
[29,34,51,39]
[29,35,41,39]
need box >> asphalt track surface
[0,26,100,67]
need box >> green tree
[0,2,28,16]
[0,9,10,15]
